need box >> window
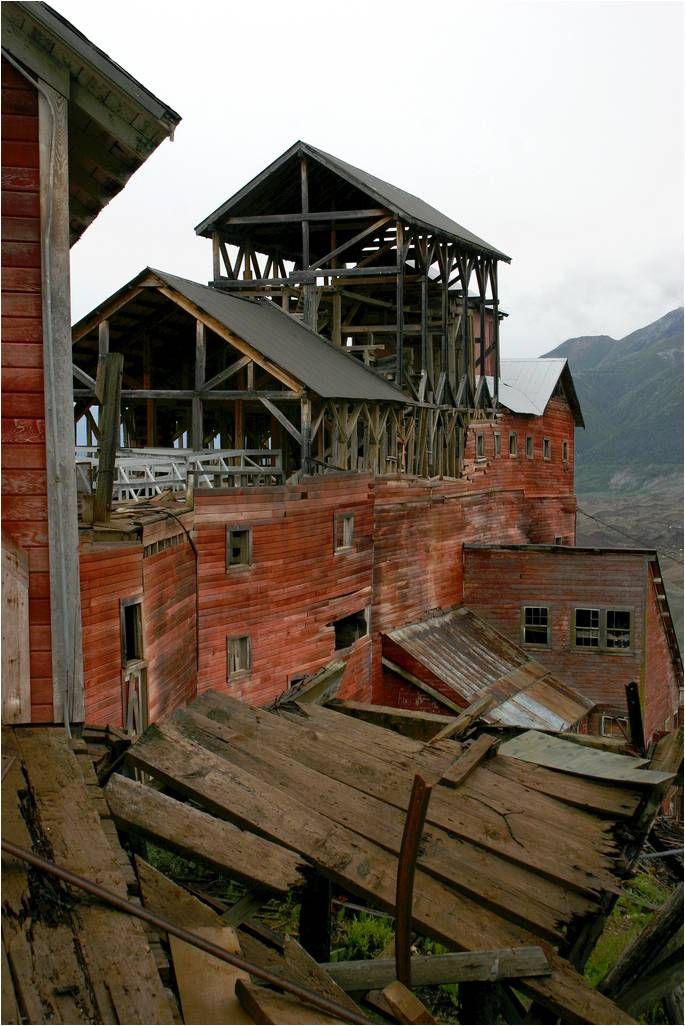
[333,608,369,649]
[226,527,252,568]
[573,608,632,651]
[526,435,534,459]
[334,512,354,552]
[121,599,143,664]
[562,440,569,463]
[494,432,501,457]
[601,714,629,739]
[574,608,600,647]
[543,438,551,460]
[227,635,251,678]
[476,433,485,459]
[509,432,518,456]
[522,606,549,645]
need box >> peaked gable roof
[196,141,510,262]
[73,268,411,404]
[487,358,584,427]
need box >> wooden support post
[420,274,429,388]
[98,318,110,358]
[143,335,154,447]
[93,353,124,523]
[332,291,342,346]
[491,261,500,403]
[625,681,646,755]
[395,775,432,987]
[461,258,472,390]
[301,156,310,269]
[212,232,221,281]
[192,321,206,451]
[299,873,332,963]
[301,396,312,474]
[396,223,404,388]
[234,399,244,449]
[479,260,486,377]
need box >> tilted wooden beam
[258,397,303,445]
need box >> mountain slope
[544,308,684,493]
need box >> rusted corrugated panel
[384,606,592,730]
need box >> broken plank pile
[109,691,682,1024]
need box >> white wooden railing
[75,448,283,500]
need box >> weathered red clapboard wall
[79,521,198,727]
[462,546,680,739]
[194,475,374,706]
[643,569,681,742]
[377,635,464,713]
[1,58,52,721]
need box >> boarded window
[574,608,600,647]
[333,609,368,649]
[509,432,518,456]
[522,606,549,645]
[227,635,251,678]
[476,433,485,459]
[494,432,501,457]
[543,438,551,460]
[562,440,569,463]
[334,512,355,552]
[227,527,251,568]
[526,435,534,459]
[606,609,631,649]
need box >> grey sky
[61,0,683,356]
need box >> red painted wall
[644,569,681,742]
[462,546,681,740]
[1,59,52,721]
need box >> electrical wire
[576,507,684,566]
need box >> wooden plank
[106,772,306,894]
[323,947,551,991]
[439,734,497,788]
[169,926,254,1025]
[93,352,124,522]
[1,535,31,724]
[382,980,435,1024]
[329,699,455,742]
[235,979,347,1025]
[498,731,672,785]
[431,695,495,742]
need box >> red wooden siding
[1,59,51,721]
[643,570,681,742]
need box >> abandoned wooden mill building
[2,5,684,1025]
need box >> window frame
[334,511,355,553]
[226,525,253,570]
[475,432,485,460]
[543,437,551,460]
[332,606,370,651]
[120,596,144,667]
[227,634,252,680]
[508,431,518,457]
[562,439,569,464]
[526,435,534,459]
[600,714,629,739]
[521,605,550,647]
[494,432,502,458]
[572,607,633,652]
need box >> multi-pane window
[227,635,251,678]
[509,432,518,456]
[227,527,251,568]
[526,435,534,459]
[574,608,600,647]
[543,438,551,460]
[476,433,485,459]
[334,512,355,552]
[522,606,549,645]
[573,608,632,650]
[494,432,501,457]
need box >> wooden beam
[73,364,96,389]
[70,81,157,158]
[93,353,123,523]
[258,397,303,445]
[222,209,387,225]
[39,82,84,722]
[301,156,310,268]
[308,216,392,272]
[192,321,206,450]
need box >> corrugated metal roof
[196,141,510,262]
[147,270,411,403]
[385,606,594,730]
[487,358,584,427]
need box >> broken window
[522,606,549,645]
[333,609,368,650]
[227,635,251,678]
[494,432,501,457]
[334,512,355,552]
[476,433,485,459]
[121,599,143,664]
[606,609,631,649]
[509,432,518,456]
[574,608,600,647]
[600,714,629,739]
[543,438,551,460]
[227,526,252,568]
[526,435,534,459]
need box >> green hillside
[544,307,683,494]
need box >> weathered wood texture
[463,546,681,742]
[2,533,31,722]
[1,727,174,1022]
[1,60,51,722]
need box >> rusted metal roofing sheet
[499,731,675,785]
[385,606,594,730]
[486,359,585,427]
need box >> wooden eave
[2,1,181,245]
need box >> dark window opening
[526,435,534,459]
[476,433,485,459]
[122,601,143,663]
[333,609,368,650]
[562,439,569,463]
[509,432,518,456]
[606,609,631,649]
[522,606,549,645]
[543,438,551,460]
[227,527,251,568]
[334,512,355,552]
[574,608,600,647]
[494,432,501,457]
[227,635,251,678]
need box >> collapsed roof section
[2,1,181,243]
[383,605,595,731]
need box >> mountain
[544,308,684,494]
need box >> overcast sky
[60,0,683,357]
